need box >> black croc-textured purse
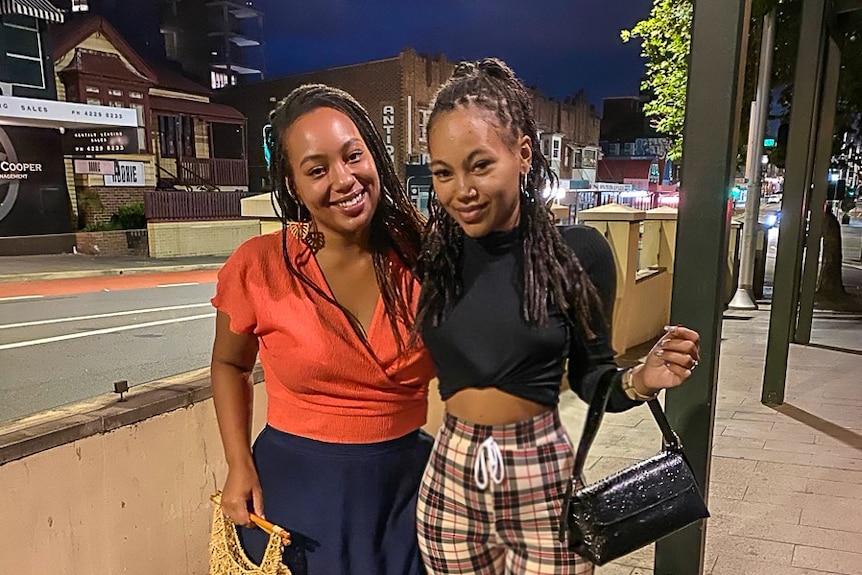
[557,372,710,565]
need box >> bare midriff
[445,387,554,425]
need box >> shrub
[111,202,146,230]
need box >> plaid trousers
[417,409,594,575]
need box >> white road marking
[0,313,215,351]
[0,295,44,302]
[157,282,200,288]
[0,303,212,330]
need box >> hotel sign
[0,95,137,129]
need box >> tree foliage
[623,0,862,169]
[620,0,692,161]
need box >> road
[0,271,218,422]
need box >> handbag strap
[557,368,681,542]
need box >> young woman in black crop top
[412,59,701,574]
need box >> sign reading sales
[104,161,146,187]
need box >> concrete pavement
[0,253,227,283]
[564,303,862,575]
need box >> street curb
[0,263,224,284]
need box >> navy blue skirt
[238,425,433,575]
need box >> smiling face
[428,105,532,238]
[283,106,380,244]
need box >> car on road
[766,193,783,204]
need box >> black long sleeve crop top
[421,224,640,413]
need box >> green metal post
[653,0,750,573]
[763,0,827,405]
[796,38,842,344]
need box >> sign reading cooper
[0,126,72,236]
[382,105,396,164]
[62,127,139,155]
[104,160,146,187]
[0,160,43,179]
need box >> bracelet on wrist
[621,367,659,402]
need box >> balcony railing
[144,190,256,222]
[179,158,248,188]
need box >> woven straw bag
[209,492,291,575]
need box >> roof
[149,96,245,124]
[59,49,149,84]
[597,158,656,183]
[50,15,158,83]
[151,63,213,97]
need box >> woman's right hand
[221,462,264,527]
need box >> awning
[149,96,245,124]
[0,0,64,23]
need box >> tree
[620,0,692,162]
[624,0,862,310]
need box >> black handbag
[557,372,710,565]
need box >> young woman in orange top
[210,84,435,574]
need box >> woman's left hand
[632,325,701,396]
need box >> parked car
[766,193,783,204]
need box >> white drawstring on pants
[474,436,505,490]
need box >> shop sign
[0,126,72,236]
[73,159,116,175]
[0,95,137,128]
[104,161,146,187]
[382,104,396,164]
[62,127,139,155]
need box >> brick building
[215,49,603,195]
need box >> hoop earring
[520,173,534,203]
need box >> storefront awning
[0,0,64,23]
[149,96,245,124]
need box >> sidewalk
[0,253,227,283]
[564,222,862,574]
[562,305,862,575]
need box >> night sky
[254,0,653,108]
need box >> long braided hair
[267,84,425,352]
[414,58,599,338]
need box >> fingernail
[655,349,664,357]
[658,339,668,347]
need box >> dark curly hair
[414,58,599,337]
[268,84,425,352]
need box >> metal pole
[795,37,842,344]
[763,0,827,405]
[653,0,751,572]
[730,10,777,310]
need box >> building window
[85,86,100,94]
[583,149,597,168]
[609,143,620,156]
[72,0,89,12]
[129,91,143,99]
[131,103,147,151]
[108,89,123,97]
[158,115,195,158]
[211,71,229,89]
[162,29,178,61]
[1,17,45,89]
[418,109,431,143]
[552,139,561,161]
[86,97,101,105]
[159,115,178,158]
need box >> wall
[75,229,148,256]
[147,219,259,257]
[76,186,147,227]
[0,377,267,575]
